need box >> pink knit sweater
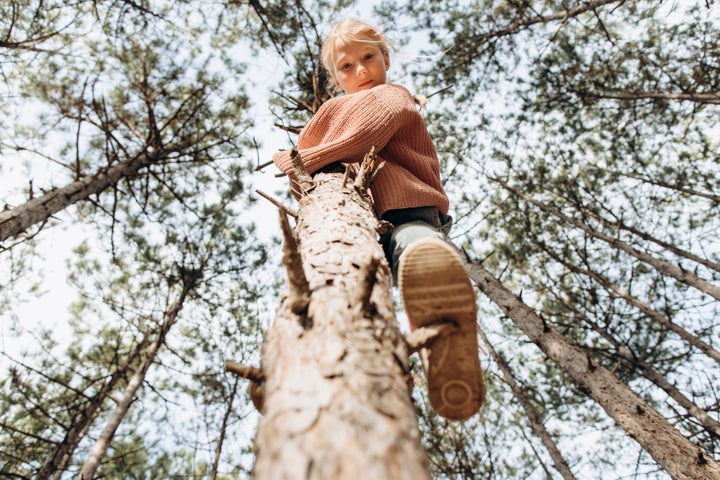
[272,83,449,217]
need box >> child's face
[332,40,390,94]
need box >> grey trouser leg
[380,206,453,283]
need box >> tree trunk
[210,377,239,480]
[0,152,153,242]
[252,166,431,480]
[466,260,720,480]
[78,273,195,479]
[479,328,577,480]
[36,332,150,480]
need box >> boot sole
[399,238,485,420]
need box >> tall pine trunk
[0,152,154,242]
[36,331,150,480]
[466,260,720,480]
[252,162,431,479]
[78,270,196,479]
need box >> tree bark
[252,167,431,480]
[0,152,153,242]
[536,275,720,439]
[466,259,720,480]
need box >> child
[272,19,485,421]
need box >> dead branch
[405,322,458,355]
[273,123,303,135]
[279,209,311,317]
[353,145,385,192]
[290,148,315,195]
[255,188,297,219]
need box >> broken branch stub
[224,360,265,412]
[353,145,385,193]
[279,209,311,318]
[290,148,315,195]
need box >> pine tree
[248,153,432,479]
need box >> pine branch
[290,147,315,195]
[279,209,311,319]
[353,145,385,192]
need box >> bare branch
[255,188,297,219]
[585,89,720,105]
[290,148,315,195]
[279,209,311,319]
[353,145,385,192]
[273,123,303,135]
[473,0,624,42]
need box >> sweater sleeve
[272,84,417,175]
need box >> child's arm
[273,84,417,175]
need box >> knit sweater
[272,83,449,217]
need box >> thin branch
[471,0,624,44]
[279,209,311,319]
[587,89,720,105]
[255,188,297,219]
[353,145,385,192]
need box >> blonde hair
[321,19,394,78]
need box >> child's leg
[388,216,484,421]
[387,220,446,282]
[380,206,452,282]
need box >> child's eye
[363,53,374,61]
[341,62,352,71]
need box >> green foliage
[375,0,720,477]
[2,0,720,478]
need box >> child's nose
[356,64,367,76]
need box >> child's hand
[412,94,428,109]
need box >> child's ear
[383,50,390,70]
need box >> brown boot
[399,237,485,420]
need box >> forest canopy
[1,0,718,478]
